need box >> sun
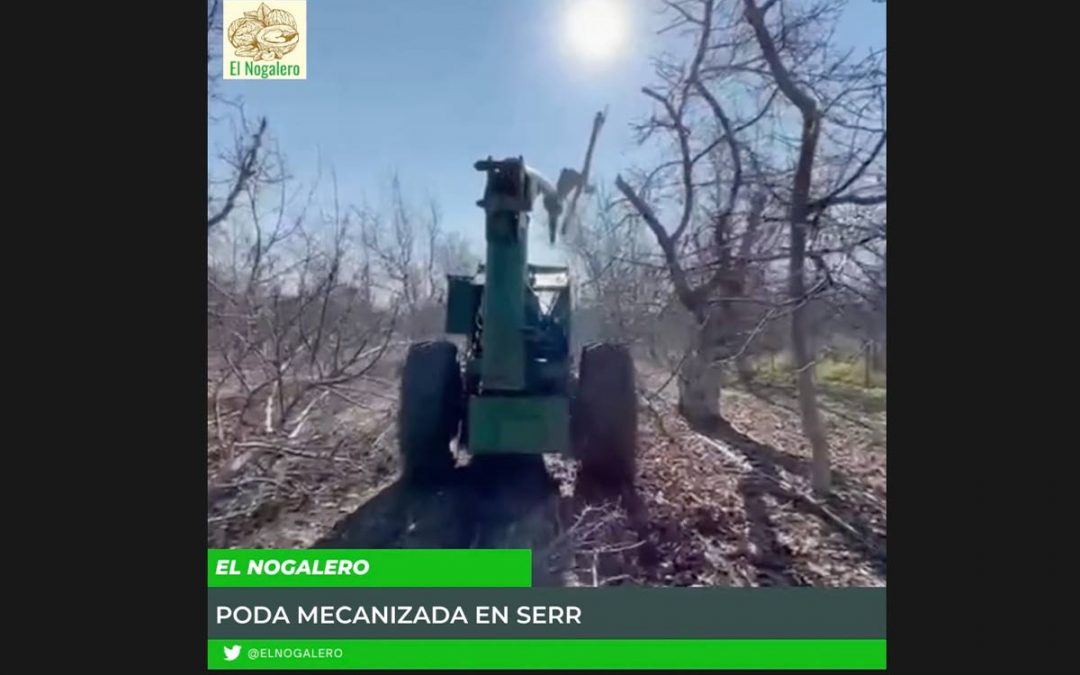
[563,0,628,64]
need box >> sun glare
[563,0,628,64]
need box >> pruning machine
[397,156,637,487]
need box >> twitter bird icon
[224,645,241,662]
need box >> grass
[818,359,886,389]
[751,353,886,414]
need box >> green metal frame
[467,396,570,455]
[443,157,575,456]
[446,276,480,335]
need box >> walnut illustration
[229,4,299,61]
[244,3,273,23]
[266,9,297,29]
[228,17,264,48]
[255,24,300,59]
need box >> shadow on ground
[313,454,652,587]
[314,456,554,546]
[690,416,887,583]
[313,456,565,586]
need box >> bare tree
[615,0,885,494]
[566,185,676,355]
[356,174,479,340]
[740,0,884,493]
[208,162,399,527]
[207,153,482,538]
[613,0,778,428]
[207,0,272,233]
[436,231,481,278]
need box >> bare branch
[743,0,817,117]
[808,131,886,212]
[208,117,268,231]
[614,174,698,315]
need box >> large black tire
[398,341,463,484]
[573,343,637,488]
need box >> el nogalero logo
[223,1,306,80]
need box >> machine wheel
[398,341,463,484]
[573,343,637,488]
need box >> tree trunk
[864,341,872,388]
[791,279,830,493]
[873,338,885,372]
[677,310,724,429]
[678,349,722,429]
[744,0,833,495]
[788,114,831,495]
[736,351,755,387]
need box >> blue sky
[209,0,884,261]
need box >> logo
[223,644,242,662]
[223,1,307,80]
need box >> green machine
[397,156,637,487]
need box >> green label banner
[207,639,886,670]
[207,549,532,587]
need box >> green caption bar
[207,639,886,670]
[208,549,531,587]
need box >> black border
[883,0,1067,672]
[91,0,212,672]
[47,0,210,670]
